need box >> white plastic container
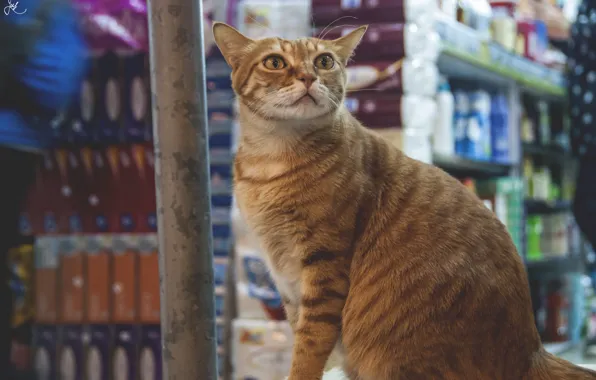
[433,76,455,156]
[237,0,311,40]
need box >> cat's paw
[285,368,349,380]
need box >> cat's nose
[296,73,317,89]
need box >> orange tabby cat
[213,22,596,380]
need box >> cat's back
[341,129,541,379]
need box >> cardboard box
[59,236,87,323]
[34,325,59,380]
[139,233,159,324]
[86,325,112,380]
[86,235,113,323]
[112,235,139,323]
[139,325,162,380]
[112,325,139,380]
[232,320,293,380]
[35,237,60,324]
[58,325,85,380]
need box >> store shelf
[525,256,584,277]
[525,199,572,214]
[523,143,574,164]
[545,341,581,356]
[433,154,512,177]
[435,17,566,99]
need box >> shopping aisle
[13,0,596,379]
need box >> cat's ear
[331,25,368,65]
[212,22,254,69]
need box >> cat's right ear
[212,22,254,69]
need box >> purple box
[121,51,150,143]
[58,325,85,380]
[86,325,112,380]
[139,325,163,380]
[112,325,139,380]
[34,325,58,380]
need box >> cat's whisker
[345,88,384,93]
[320,24,359,41]
[317,16,358,39]
[247,15,274,35]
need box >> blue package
[490,94,510,163]
[466,91,492,161]
[453,91,469,157]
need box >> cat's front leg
[288,250,349,380]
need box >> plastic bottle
[434,76,455,156]
[467,90,492,161]
[490,93,510,163]
[453,90,470,157]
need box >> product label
[243,257,282,309]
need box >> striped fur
[213,23,596,380]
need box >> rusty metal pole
[147,0,217,378]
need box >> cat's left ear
[331,25,368,65]
[213,22,255,69]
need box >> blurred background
[2,0,596,379]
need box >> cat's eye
[263,55,287,70]
[314,54,335,70]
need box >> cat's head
[213,23,366,121]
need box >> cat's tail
[526,350,596,379]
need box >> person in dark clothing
[0,0,87,374]
[568,1,596,250]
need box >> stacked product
[312,0,440,164]
[30,2,233,380]
[447,86,512,163]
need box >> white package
[233,319,293,380]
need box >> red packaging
[316,23,408,61]
[516,20,538,61]
[311,0,436,27]
[116,145,139,233]
[130,143,157,233]
[104,146,122,233]
[39,151,63,234]
[65,149,89,233]
[21,161,44,235]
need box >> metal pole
[147,0,217,377]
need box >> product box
[130,143,157,233]
[311,0,438,27]
[69,56,96,144]
[139,234,159,324]
[104,146,123,232]
[317,23,439,62]
[40,151,62,234]
[112,325,139,380]
[34,325,59,380]
[95,51,123,143]
[345,60,438,95]
[476,177,524,252]
[139,325,162,380]
[21,162,43,235]
[89,148,114,233]
[212,195,233,257]
[344,93,436,132]
[60,236,87,323]
[66,149,88,233]
[86,235,113,323]
[58,325,86,380]
[54,149,74,233]
[86,325,112,380]
[121,51,150,142]
[232,320,293,380]
[112,235,139,323]
[35,237,60,324]
[215,286,226,321]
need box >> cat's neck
[236,102,349,158]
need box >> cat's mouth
[294,93,317,105]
